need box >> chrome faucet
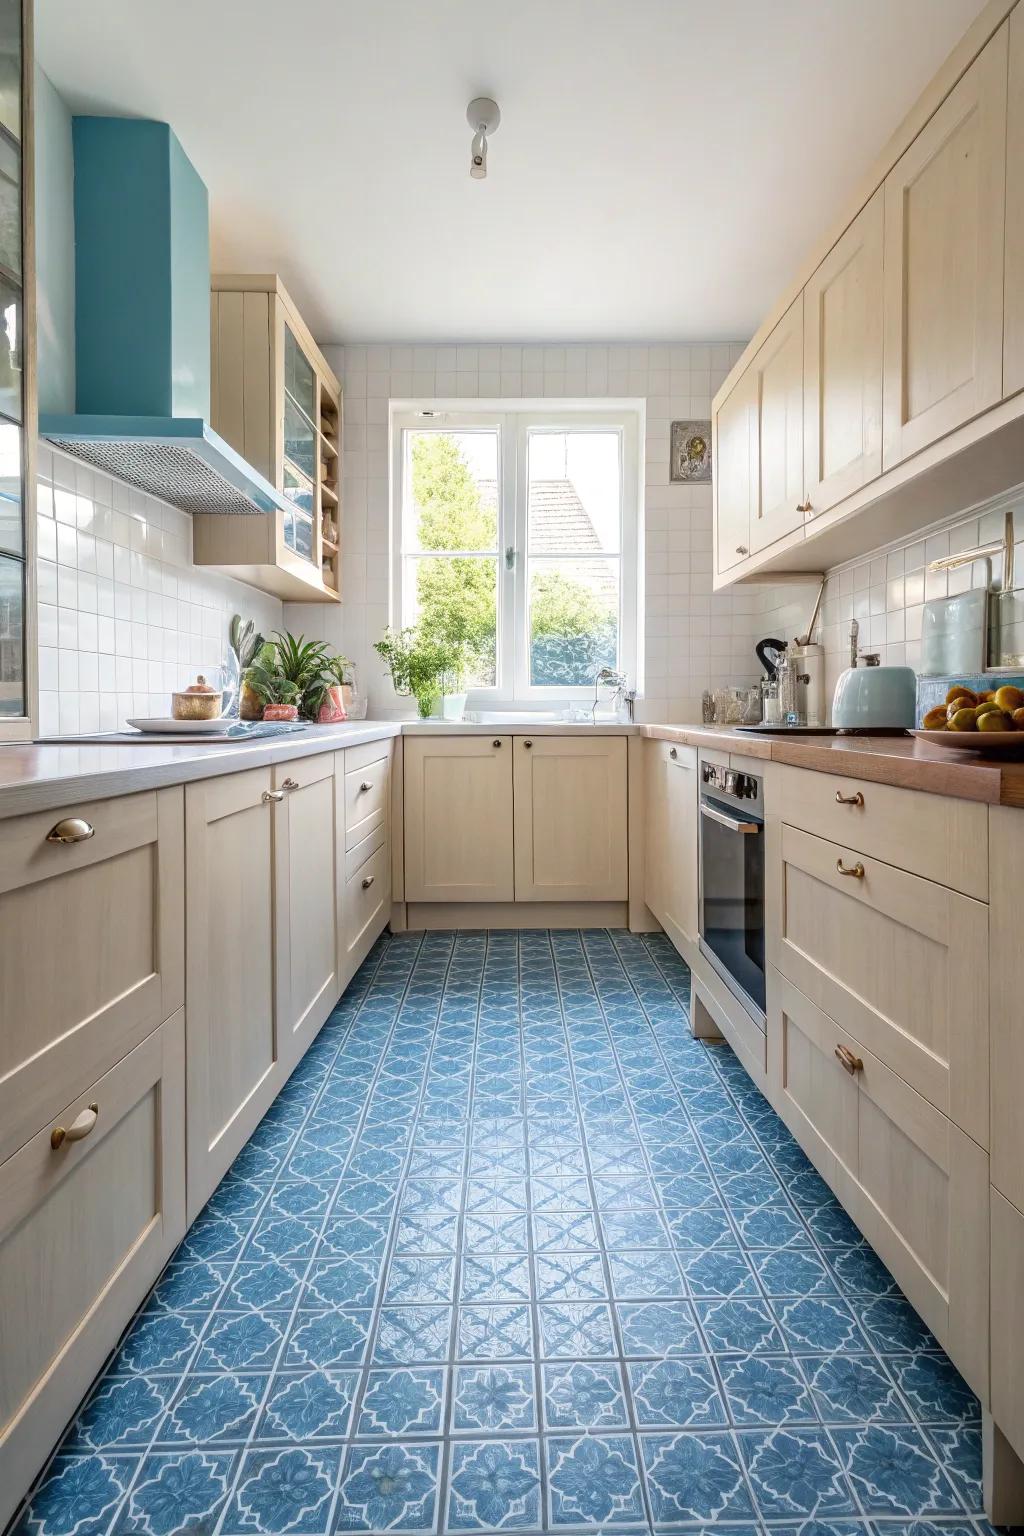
[593,667,635,723]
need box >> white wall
[284,340,806,723]
[35,67,75,416]
[36,443,282,736]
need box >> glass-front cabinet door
[0,0,28,733]
[281,325,316,563]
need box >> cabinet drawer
[774,763,988,898]
[0,787,184,1165]
[344,751,390,851]
[0,1013,185,1529]
[768,971,988,1397]
[769,820,988,1146]
[991,1189,1024,1464]
[343,837,390,979]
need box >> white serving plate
[912,728,1024,756]
[126,716,227,735]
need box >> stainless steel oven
[698,762,766,1020]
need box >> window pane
[528,431,621,555]
[407,554,497,687]
[283,507,314,561]
[0,0,20,145]
[0,550,23,715]
[407,430,497,552]
[529,556,618,687]
[0,276,21,422]
[0,418,20,554]
[282,461,314,515]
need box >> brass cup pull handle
[46,817,95,845]
[836,858,865,878]
[835,1044,864,1076]
[262,789,285,804]
[797,500,813,513]
[281,777,299,791]
[835,791,864,807]
[362,875,375,889]
[359,781,373,792]
[524,740,533,749]
[51,1103,99,1150]
[492,739,502,748]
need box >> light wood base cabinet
[513,735,627,901]
[404,736,514,902]
[643,738,698,954]
[273,754,340,1072]
[0,1013,186,1530]
[185,767,282,1220]
[768,969,988,1397]
[0,787,184,1166]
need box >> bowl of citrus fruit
[913,683,1024,753]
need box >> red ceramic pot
[262,703,299,721]
[317,684,348,724]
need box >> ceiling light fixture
[467,97,500,179]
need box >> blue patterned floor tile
[608,1250,685,1300]
[161,1372,267,1445]
[834,1423,966,1514]
[738,1426,857,1518]
[445,1439,542,1530]
[281,1308,371,1369]
[543,1362,629,1428]
[640,1429,754,1523]
[536,1252,610,1301]
[801,1352,906,1423]
[220,1444,341,1534]
[617,1299,703,1357]
[357,1367,446,1436]
[386,1255,457,1303]
[114,1449,238,1536]
[14,1454,139,1536]
[628,1357,727,1427]
[458,1304,534,1361]
[718,1353,816,1426]
[452,1365,537,1431]
[546,1433,647,1527]
[62,1375,176,1452]
[335,1441,441,1531]
[257,1369,357,1442]
[538,1302,617,1358]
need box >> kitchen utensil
[171,675,222,721]
[921,588,988,675]
[704,685,762,724]
[795,577,827,647]
[831,661,917,730]
[755,637,787,677]
[127,716,229,735]
[910,728,1024,756]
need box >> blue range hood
[40,117,287,518]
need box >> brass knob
[524,740,533,749]
[836,858,865,878]
[46,817,95,845]
[835,1044,863,1075]
[359,781,373,792]
[281,777,299,791]
[797,500,813,513]
[492,739,502,748]
[736,545,748,555]
[51,1104,99,1150]
[835,791,864,807]
[362,875,375,889]
[262,789,284,804]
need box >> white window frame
[390,404,641,704]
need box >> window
[391,408,639,699]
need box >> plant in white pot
[374,626,466,720]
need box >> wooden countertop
[640,724,1024,806]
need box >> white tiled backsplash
[36,442,282,736]
[283,341,801,725]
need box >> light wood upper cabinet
[803,187,884,514]
[0,788,184,1166]
[199,274,342,603]
[644,738,698,950]
[513,736,628,901]
[714,366,759,575]
[273,754,339,1072]
[404,736,515,902]
[0,1015,185,1531]
[882,24,1008,469]
[752,296,805,554]
[1004,7,1024,398]
[185,767,282,1219]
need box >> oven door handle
[700,801,761,834]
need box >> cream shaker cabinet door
[0,788,184,1166]
[273,754,340,1072]
[1004,8,1024,398]
[513,735,628,902]
[714,366,759,575]
[185,768,281,1219]
[752,294,805,553]
[404,736,514,902]
[803,187,884,515]
[0,1014,186,1531]
[644,739,697,949]
[882,23,1007,468]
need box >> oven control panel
[701,762,762,806]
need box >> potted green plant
[242,653,303,720]
[271,632,334,721]
[374,626,464,719]
[306,652,353,723]
[230,615,266,720]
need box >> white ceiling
[37,0,986,345]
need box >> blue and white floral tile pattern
[15,930,995,1536]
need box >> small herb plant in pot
[306,653,353,724]
[243,657,302,720]
[374,626,465,719]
